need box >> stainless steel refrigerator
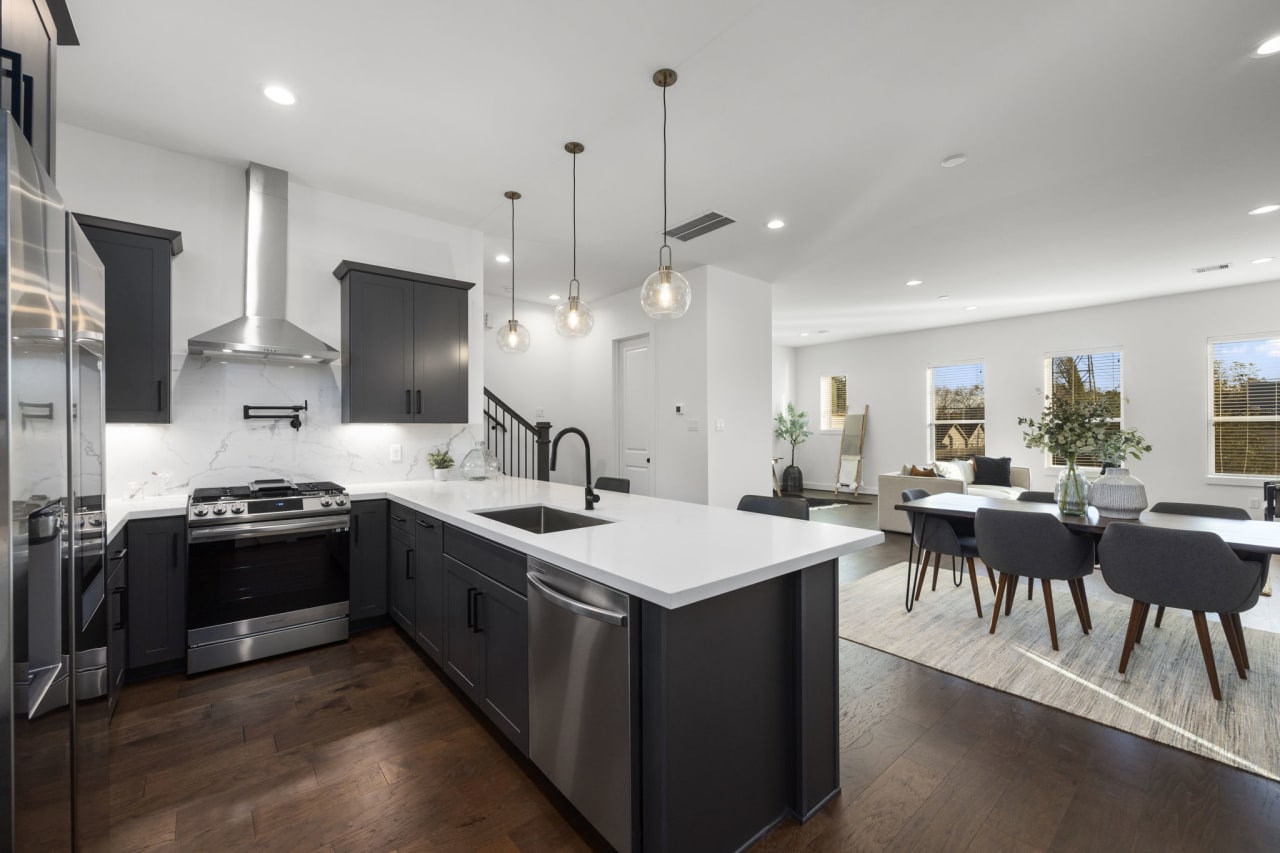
[1,112,109,849]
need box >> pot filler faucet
[550,427,600,511]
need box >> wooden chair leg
[1004,576,1018,615]
[990,573,1008,635]
[1219,613,1247,680]
[914,551,931,601]
[1191,611,1222,701]
[1154,605,1166,628]
[1041,579,1059,650]
[1066,578,1089,635]
[967,558,983,618]
[1077,577,1092,631]
[1134,601,1151,645]
[1119,600,1144,674]
[930,551,942,591]
[1231,614,1250,670]
[1027,576,1034,601]
[985,564,996,594]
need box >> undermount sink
[473,504,614,535]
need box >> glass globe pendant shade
[641,265,691,318]
[554,294,594,337]
[497,319,530,353]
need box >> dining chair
[736,494,809,520]
[594,476,631,494]
[1017,491,1056,503]
[901,488,993,617]
[1098,522,1265,701]
[1145,502,1253,632]
[974,508,1094,650]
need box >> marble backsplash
[106,354,482,498]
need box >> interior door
[615,334,654,496]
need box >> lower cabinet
[413,513,444,662]
[126,517,186,670]
[106,530,129,718]
[388,519,416,635]
[349,500,389,623]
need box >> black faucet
[550,427,600,511]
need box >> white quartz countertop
[106,478,883,608]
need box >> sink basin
[473,504,614,535]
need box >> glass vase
[460,441,502,480]
[1054,457,1089,516]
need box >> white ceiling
[59,0,1280,346]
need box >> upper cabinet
[0,0,75,176]
[334,260,473,424]
[76,214,183,424]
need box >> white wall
[57,124,486,496]
[789,278,1280,516]
[772,344,796,417]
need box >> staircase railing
[483,387,551,480]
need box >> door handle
[473,590,484,633]
[406,549,415,580]
[112,586,128,630]
[406,390,412,414]
[416,390,422,415]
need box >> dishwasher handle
[527,572,627,626]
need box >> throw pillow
[933,460,962,480]
[973,455,1013,487]
[909,465,938,478]
[957,458,976,484]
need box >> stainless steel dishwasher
[527,557,634,853]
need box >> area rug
[839,564,1280,781]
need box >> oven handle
[188,515,350,543]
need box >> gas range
[187,478,349,526]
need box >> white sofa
[877,464,1031,534]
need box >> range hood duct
[188,162,340,364]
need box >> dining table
[893,493,1280,612]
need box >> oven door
[187,515,350,641]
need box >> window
[1211,336,1280,476]
[819,375,848,431]
[1046,351,1122,466]
[929,363,985,461]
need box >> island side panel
[640,561,839,852]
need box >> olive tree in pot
[774,403,812,495]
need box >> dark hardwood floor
[103,494,1280,851]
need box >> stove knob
[89,517,103,527]
[212,505,228,515]
[335,496,348,507]
[231,505,245,514]
[193,506,209,517]
[320,497,333,507]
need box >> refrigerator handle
[27,504,69,719]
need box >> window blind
[930,363,985,461]
[1211,337,1280,476]
[1048,352,1122,466]
[820,375,847,431]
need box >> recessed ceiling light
[549,293,561,300]
[905,279,923,286]
[221,348,232,353]
[1253,257,1274,264]
[937,295,951,301]
[940,153,968,168]
[1248,204,1280,216]
[495,253,511,263]
[263,85,296,106]
[964,305,978,311]
[766,219,785,230]
[814,330,829,334]
[1255,34,1280,56]
[799,332,809,337]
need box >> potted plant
[1017,396,1110,515]
[427,448,455,481]
[1088,427,1153,518]
[774,403,812,495]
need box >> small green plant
[427,448,455,469]
[1017,396,1111,464]
[1097,428,1153,465]
[774,403,812,467]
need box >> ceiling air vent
[1193,263,1231,274]
[665,211,736,241]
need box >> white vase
[433,468,449,481]
[1088,467,1148,519]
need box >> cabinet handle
[391,514,406,523]
[416,519,434,529]
[473,590,484,633]
[406,549,415,580]
[157,380,164,412]
[466,587,477,629]
[110,548,128,562]
[416,390,422,415]
[405,389,412,414]
[112,586,128,630]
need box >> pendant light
[640,68,691,319]
[554,141,594,337]
[498,190,530,353]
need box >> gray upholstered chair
[1098,522,1265,701]
[594,476,631,494]
[1146,502,1255,631]
[901,488,993,617]
[737,494,809,521]
[974,507,1094,650]
[1017,491,1056,504]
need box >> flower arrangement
[1096,428,1152,465]
[1017,396,1111,463]
[427,448,455,470]
[773,403,812,467]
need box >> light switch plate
[390,444,402,462]
[715,418,725,431]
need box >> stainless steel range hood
[188,162,339,364]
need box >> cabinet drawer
[388,503,414,535]
[443,525,526,595]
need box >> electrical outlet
[715,418,725,431]
[390,444,402,462]
[688,419,700,432]
[675,404,684,414]
[1249,497,1261,509]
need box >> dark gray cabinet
[106,528,127,718]
[442,525,529,753]
[335,260,473,424]
[125,516,185,669]
[388,507,416,635]
[77,216,182,424]
[412,513,444,662]
[349,500,388,624]
[0,0,64,175]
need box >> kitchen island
[109,478,881,852]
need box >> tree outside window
[1046,352,1122,466]
[930,363,985,461]
[820,375,848,431]
[1212,337,1280,476]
